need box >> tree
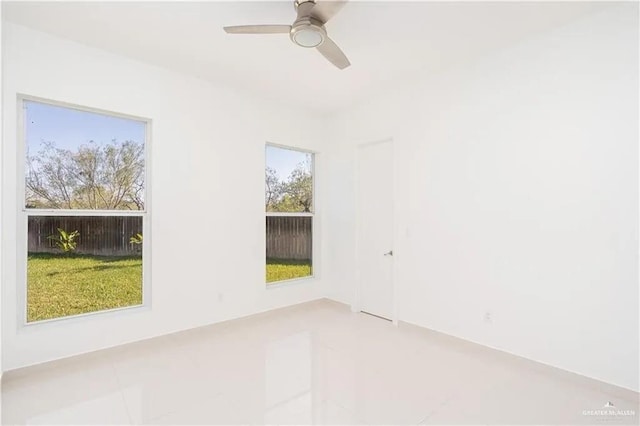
[282,165,313,212]
[265,166,282,211]
[267,159,312,213]
[26,140,145,210]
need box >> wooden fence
[28,215,310,259]
[28,216,143,256]
[266,216,312,260]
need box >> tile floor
[2,299,638,425]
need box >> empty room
[0,0,638,425]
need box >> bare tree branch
[26,139,145,210]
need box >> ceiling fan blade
[317,36,350,69]
[310,0,348,24]
[224,25,291,34]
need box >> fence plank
[266,216,312,260]
[28,216,143,256]
[30,215,310,260]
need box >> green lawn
[27,254,306,321]
[266,258,312,283]
[27,253,142,322]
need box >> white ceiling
[3,1,613,114]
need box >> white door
[356,140,394,320]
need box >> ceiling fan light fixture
[291,25,324,48]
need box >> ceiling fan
[224,0,350,70]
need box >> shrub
[47,228,80,253]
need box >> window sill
[266,275,316,289]
[20,303,150,330]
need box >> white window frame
[16,94,152,326]
[265,142,316,287]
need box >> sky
[265,145,312,182]
[25,100,146,154]
[25,100,309,182]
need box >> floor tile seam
[417,390,464,424]
[109,358,136,425]
[422,373,514,424]
[320,396,367,424]
[143,389,228,425]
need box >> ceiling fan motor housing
[294,0,317,10]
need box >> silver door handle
[384,250,393,256]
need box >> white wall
[0,4,3,378]
[324,4,639,391]
[1,22,326,371]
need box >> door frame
[353,138,398,325]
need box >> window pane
[266,216,312,283]
[27,215,143,322]
[24,100,146,210]
[265,146,313,213]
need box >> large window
[265,145,314,284]
[21,97,149,323]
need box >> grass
[27,254,306,320]
[266,258,312,283]
[27,252,142,322]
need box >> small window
[265,145,314,284]
[21,98,149,323]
